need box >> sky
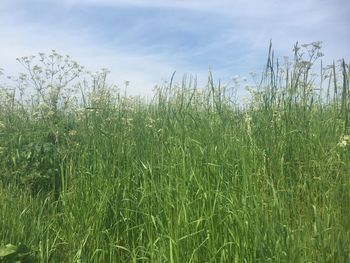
[0,0,349,96]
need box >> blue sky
[1,0,349,95]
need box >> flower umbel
[338,135,350,148]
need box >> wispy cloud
[1,0,349,95]
[0,21,183,95]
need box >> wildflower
[38,103,50,111]
[33,65,43,73]
[242,97,249,105]
[338,135,350,148]
[146,117,155,128]
[19,73,28,81]
[122,117,133,127]
[32,111,41,121]
[47,110,55,118]
[68,130,77,137]
[312,41,322,49]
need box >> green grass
[0,43,349,262]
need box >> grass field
[0,43,349,262]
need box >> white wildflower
[122,117,133,127]
[242,96,249,105]
[47,110,55,117]
[338,135,350,148]
[146,117,156,128]
[68,130,77,136]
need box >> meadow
[0,42,349,262]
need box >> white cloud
[56,0,350,59]
[0,12,200,96]
[0,0,349,96]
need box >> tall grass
[0,43,349,262]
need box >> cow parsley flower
[338,135,350,148]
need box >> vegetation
[0,42,349,262]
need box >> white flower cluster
[338,135,350,148]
